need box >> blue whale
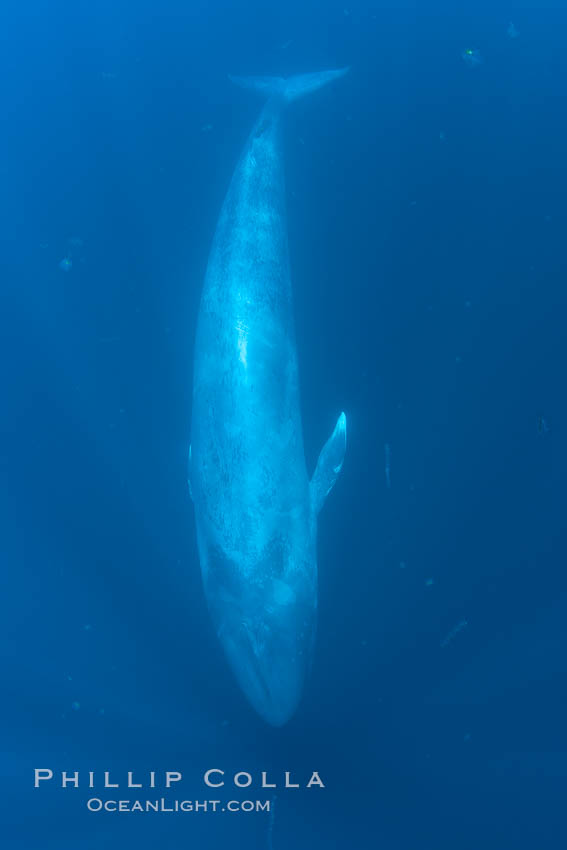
[189,69,348,726]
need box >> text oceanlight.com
[86,798,272,813]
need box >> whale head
[221,600,314,727]
[191,412,346,725]
[202,537,316,727]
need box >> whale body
[189,69,348,726]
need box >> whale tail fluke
[310,412,347,515]
[229,67,349,103]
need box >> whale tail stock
[228,67,350,103]
[310,412,347,515]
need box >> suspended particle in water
[462,48,483,67]
[59,256,72,272]
[71,701,80,711]
[507,22,519,39]
[537,415,549,436]
[440,618,468,648]
[425,577,435,587]
[384,443,391,488]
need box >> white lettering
[234,772,252,788]
[165,771,182,788]
[285,772,299,788]
[307,771,325,788]
[62,771,79,788]
[204,769,224,788]
[34,769,53,787]
[127,772,142,788]
[104,772,118,788]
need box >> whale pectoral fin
[188,443,193,501]
[310,412,347,515]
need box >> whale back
[191,99,305,549]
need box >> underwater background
[2,0,567,847]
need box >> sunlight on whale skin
[189,69,348,726]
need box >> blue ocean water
[2,1,566,847]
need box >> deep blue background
[2,1,566,847]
